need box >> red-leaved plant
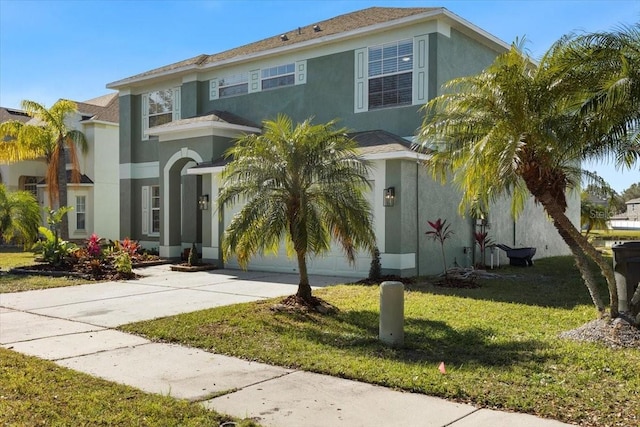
[425,218,454,277]
[473,231,494,268]
[86,233,103,258]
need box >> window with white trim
[141,87,181,140]
[261,63,295,90]
[76,196,86,230]
[354,36,427,113]
[151,186,160,234]
[219,73,249,98]
[141,185,161,236]
[20,176,39,198]
[368,39,413,109]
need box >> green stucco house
[107,6,578,278]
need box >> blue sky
[0,0,638,192]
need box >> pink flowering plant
[86,233,103,258]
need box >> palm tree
[0,100,88,239]
[580,192,610,238]
[0,184,41,247]
[552,23,639,170]
[218,115,376,303]
[417,41,625,319]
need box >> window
[76,196,86,230]
[151,186,160,234]
[142,87,180,140]
[261,63,295,90]
[218,73,248,98]
[21,176,39,198]
[368,39,413,109]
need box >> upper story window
[261,63,295,90]
[354,36,428,113]
[20,176,39,198]
[142,87,181,140]
[219,73,249,98]
[210,61,306,100]
[368,40,413,109]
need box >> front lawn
[121,257,640,427]
[0,248,90,293]
[0,347,259,426]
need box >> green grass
[0,348,259,427]
[121,257,640,427]
[0,248,90,293]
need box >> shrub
[368,247,381,281]
[187,243,199,266]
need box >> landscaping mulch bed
[10,263,136,281]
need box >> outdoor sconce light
[198,194,209,210]
[383,187,395,207]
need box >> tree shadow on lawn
[271,308,550,369]
[391,258,610,310]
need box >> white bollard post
[379,281,404,346]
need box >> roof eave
[107,8,509,91]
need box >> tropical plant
[580,192,611,238]
[425,218,454,277]
[417,30,639,320]
[114,251,133,275]
[218,115,376,303]
[86,233,103,258]
[0,184,41,247]
[32,226,77,267]
[0,99,88,239]
[473,231,494,268]
[32,207,76,266]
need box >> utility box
[612,241,640,315]
[379,281,404,346]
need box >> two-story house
[0,93,120,241]
[108,7,578,277]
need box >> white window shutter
[141,93,149,140]
[249,69,260,93]
[141,185,149,235]
[209,79,219,100]
[354,47,367,113]
[295,60,307,85]
[172,87,181,120]
[413,35,429,105]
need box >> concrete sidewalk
[0,266,573,427]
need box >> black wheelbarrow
[495,244,536,267]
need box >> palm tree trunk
[536,191,617,318]
[57,145,69,241]
[295,250,313,302]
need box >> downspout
[416,155,420,276]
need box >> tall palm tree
[418,42,623,318]
[218,115,376,303]
[0,100,87,239]
[0,184,41,247]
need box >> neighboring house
[0,93,120,241]
[610,198,640,230]
[107,6,578,277]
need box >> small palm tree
[219,115,376,303]
[0,100,88,240]
[0,184,41,247]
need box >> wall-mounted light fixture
[198,194,209,210]
[383,187,395,207]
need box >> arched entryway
[160,148,204,258]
